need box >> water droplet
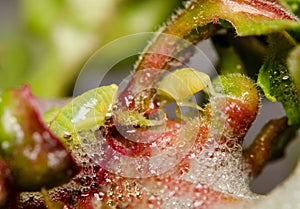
[106,200,115,207]
[63,131,72,139]
[282,75,289,80]
[80,187,90,197]
[81,176,92,186]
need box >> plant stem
[243,117,297,177]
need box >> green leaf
[49,84,118,147]
[287,45,300,102]
[257,32,300,126]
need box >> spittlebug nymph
[156,68,216,113]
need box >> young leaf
[257,32,300,126]
[0,85,79,191]
[214,74,260,113]
[135,0,300,72]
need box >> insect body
[112,68,216,127]
[156,68,216,113]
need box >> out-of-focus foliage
[0,85,79,191]
[284,0,300,17]
[0,0,183,97]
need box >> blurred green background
[0,0,183,98]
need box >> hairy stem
[243,117,297,177]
